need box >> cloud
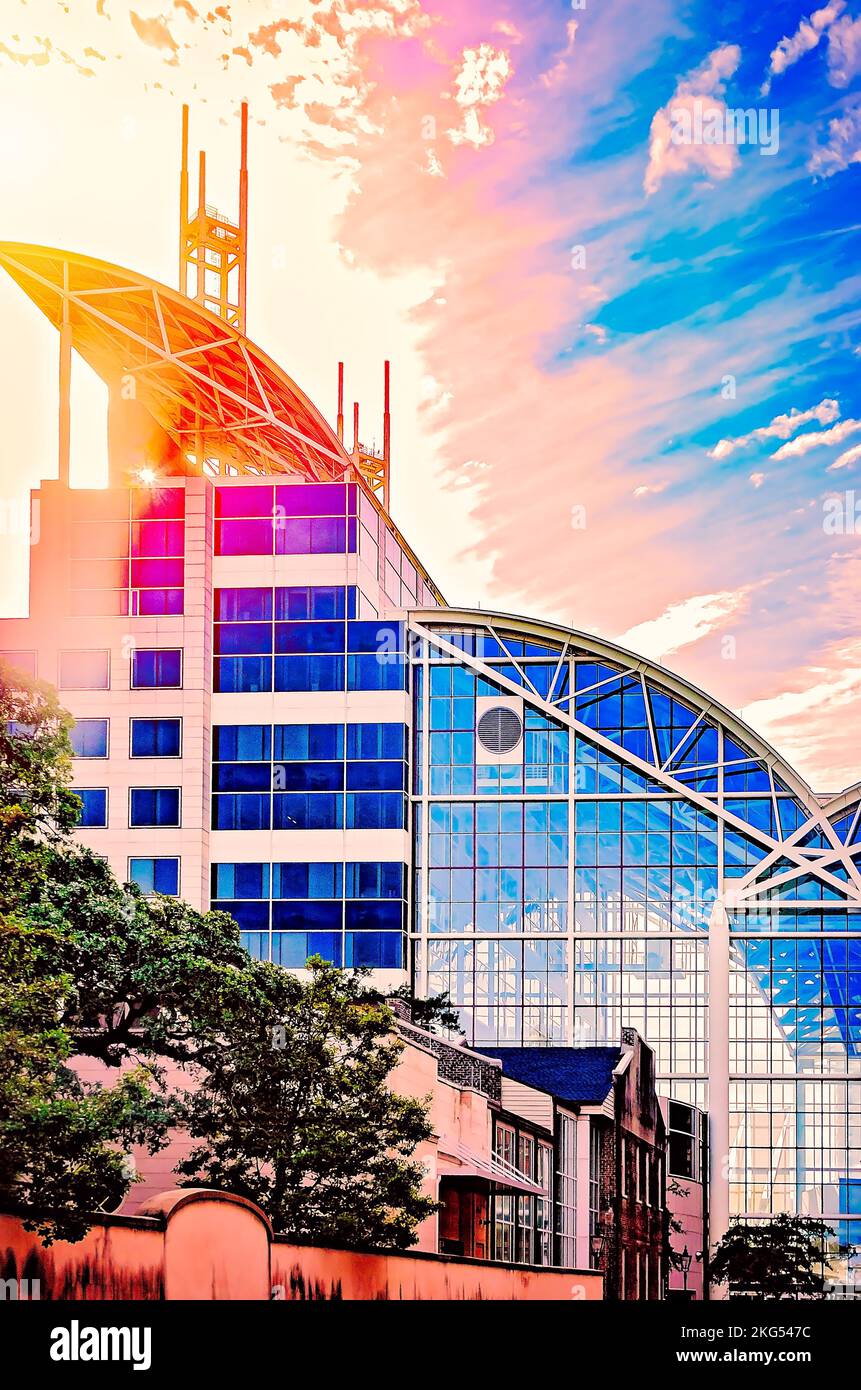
[750,471,766,487]
[129,11,179,55]
[827,13,861,85]
[644,44,742,195]
[617,588,752,659]
[761,0,845,93]
[810,97,861,172]
[771,416,861,458]
[633,481,668,497]
[446,44,512,148]
[828,441,861,470]
[708,397,840,458]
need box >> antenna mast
[179,101,249,332]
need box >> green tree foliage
[175,958,436,1248]
[710,1215,840,1299]
[0,664,436,1249]
[0,918,172,1243]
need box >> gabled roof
[478,1046,624,1106]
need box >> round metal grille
[476,705,523,755]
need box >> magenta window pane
[275,484,346,517]
[132,487,185,520]
[132,520,184,557]
[215,518,274,555]
[215,485,274,518]
[275,518,311,554]
[134,589,184,616]
[131,558,184,588]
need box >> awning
[437,1138,545,1196]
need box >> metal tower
[179,102,249,331]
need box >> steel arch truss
[0,242,352,482]
[408,609,861,907]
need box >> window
[556,1113,577,1267]
[535,1141,553,1267]
[59,650,109,690]
[0,651,36,677]
[129,857,179,896]
[494,1123,517,1263]
[667,1099,699,1180]
[589,1122,601,1265]
[130,649,182,689]
[131,718,182,758]
[517,1134,536,1265]
[638,1144,648,1204]
[129,788,181,828]
[70,718,109,758]
[76,788,108,828]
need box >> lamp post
[679,1244,693,1294]
[591,1225,608,1269]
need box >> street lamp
[679,1244,693,1293]
[591,1225,608,1268]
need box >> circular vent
[477,705,523,755]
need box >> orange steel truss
[179,103,248,332]
[0,241,353,482]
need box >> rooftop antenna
[179,101,249,332]
[343,360,392,509]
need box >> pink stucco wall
[272,1241,602,1301]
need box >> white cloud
[771,417,861,459]
[633,481,668,497]
[446,45,513,148]
[750,471,766,487]
[810,98,861,173]
[761,0,845,92]
[644,44,742,195]
[617,587,751,659]
[828,441,861,470]
[827,13,861,85]
[708,397,840,459]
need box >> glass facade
[408,616,861,1259]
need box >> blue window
[70,718,109,758]
[214,763,272,792]
[129,857,180,896]
[214,726,271,761]
[346,793,406,829]
[272,901,342,931]
[77,788,108,827]
[212,863,270,899]
[274,724,343,761]
[221,901,271,932]
[345,862,405,898]
[345,901,403,931]
[129,787,181,827]
[346,761,405,791]
[273,793,342,830]
[272,862,343,898]
[347,723,406,760]
[215,588,273,622]
[274,655,345,691]
[274,762,343,792]
[212,794,271,830]
[345,933,402,968]
[215,656,272,693]
[275,483,351,517]
[130,718,181,758]
[131,648,182,689]
[275,621,345,654]
[347,654,406,691]
[275,516,357,555]
[272,933,343,967]
[216,623,273,655]
[275,586,356,620]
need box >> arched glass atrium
[407,610,861,1248]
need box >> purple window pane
[132,521,185,557]
[216,519,274,555]
[275,484,346,517]
[309,517,345,553]
[215,485,274,518]
[275,517,311,554]
[347,483,358,515]
[132,487,186,520]
[130,558,184,588]
[133,589,184,616]
[215,587,272,621]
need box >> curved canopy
[0,242,352,482]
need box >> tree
[0,918,173,1243]
[385,982,465,1035]
[710,1215,840,1299]
[175,957,436,1248]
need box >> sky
[0,0,860,792]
